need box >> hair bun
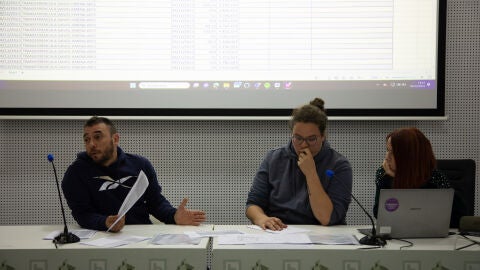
[309,98,325,112]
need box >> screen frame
[0,0,446,120]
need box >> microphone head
[325,169,334,178]
[47,153,54,162]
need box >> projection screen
[0,0,446,119]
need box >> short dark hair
[288,98,328,135]
[84,116,117,135]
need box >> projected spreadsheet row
[1,0,394,77]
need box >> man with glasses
[246,98,352,230]
[62,116,206,232]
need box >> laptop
[375,188,454,238]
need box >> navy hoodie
[62,147,176,231]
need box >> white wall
[0,0,478,226]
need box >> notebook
[375,188,454,238]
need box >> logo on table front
[404,261,420,270]
[0,261,15,270]
[283,260,300,270]
[149,260,166,270]
[90,259,107,270]
[251,260,269,270]
[29,260,47,270]
[343,260,360,270]
[431,262,450,270]
[224,261,240,270]
[58,260,75,270]
[176,259,193,270]
[116,260,134,270]
[312,261,329,270]
[371,261,388,270]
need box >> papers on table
[44,225,359,247]
[218,233,313,245]
[309,234,359,245]
[151,233,202,245]
[184,230,244,238]
[217,226,359,245]
[44,229,96,240]
[247,225,311,234]
[81,235,150,248]
[107,170,149,232]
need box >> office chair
[436,159,476,227]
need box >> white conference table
[1,224,479,270]
[0,223,213,270]
[211,225,480,270]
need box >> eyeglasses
[291,135,320,145]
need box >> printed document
[107,170,149,232]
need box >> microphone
[47,154,80,244]
[326,169,387,246]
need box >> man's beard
[94,141,115,166]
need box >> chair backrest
[436,159,476,227]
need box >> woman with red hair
[373,128,451,219]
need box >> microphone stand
[48,154,80,244]
[349,193,387,246]
[326,170,387,246]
